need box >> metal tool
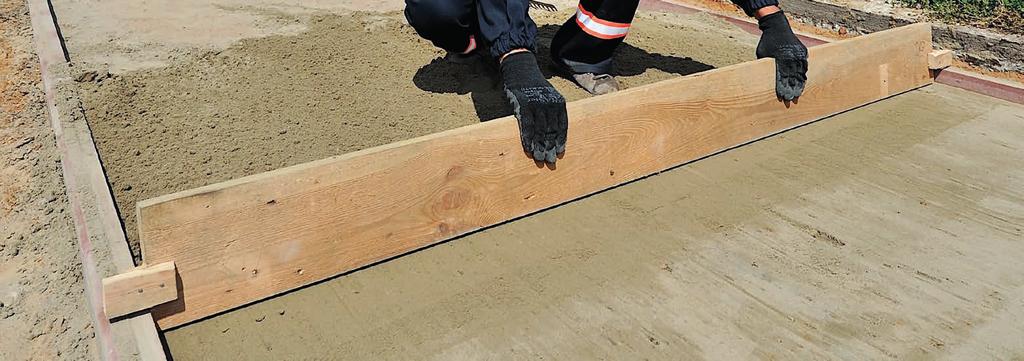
[529,0,557,11]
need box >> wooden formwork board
[136,23,934,329]
[25,0,166,359]
[647,0,1024,105]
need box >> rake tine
[528,0,557,11]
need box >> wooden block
[138,23,934,329]
[929,49,954,69]
[102,262,178,319]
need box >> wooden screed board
[138,23,933,328]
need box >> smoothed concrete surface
[165,84,1024,359]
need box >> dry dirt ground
[0,0,96,359]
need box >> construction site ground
[2,0,1022,359]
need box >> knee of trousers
[404,0,469,43]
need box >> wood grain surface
[103,262,178,319]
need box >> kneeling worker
[405,0,808,164]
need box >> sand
[0,0,97,359]
[74,9,756,261]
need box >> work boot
[571,73,619,96]
[552,56,620,96]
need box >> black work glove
[756,11,808,101]
[500,52,568,164]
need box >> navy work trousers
[404,0,641,74]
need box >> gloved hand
[500,51,568,164]
[756,11,808,101]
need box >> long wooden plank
[651,0,1024,106]
[24,0,116,356]
[103,262,179,319]
[139,23,933,329]
[26,0,168,358]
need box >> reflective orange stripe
[462,35,477,54]
[577,4,630,28]
[575,4,630,39]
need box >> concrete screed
[162,84,1024,360]
[45,0,1024,359]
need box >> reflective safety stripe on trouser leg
[574,4,630,39]
[462,35,477,54]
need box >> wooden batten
[103,262,179,319]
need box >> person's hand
[500,51,568,164]
[755,10,808,101]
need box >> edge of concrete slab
[25,0,167,360]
